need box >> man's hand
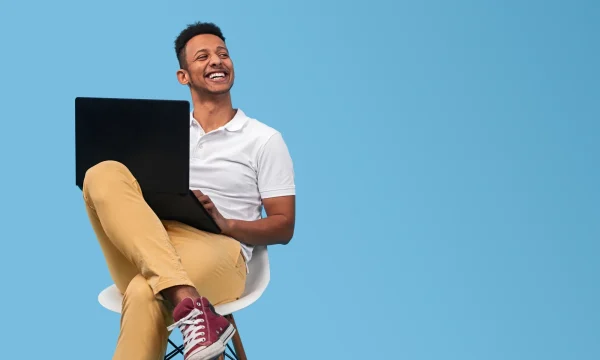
[192,190,231,234]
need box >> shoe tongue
[173,298,195,321]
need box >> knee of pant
[123,275,156,305]
[83,160,132,200]
[84,160,129,185]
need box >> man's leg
[83,160,245,360]
[165,221,247,359]
[83,160,195,296]
[115,275,171,360]
[165,221,246,306]
[83,160,196,359]
[111,223,246,360]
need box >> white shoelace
[167,308,207,355]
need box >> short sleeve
[257,132,296,199]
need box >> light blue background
[0,0,598,359]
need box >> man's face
[178,34,234,95]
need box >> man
[83,22,295,360]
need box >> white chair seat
[98,245,270,316]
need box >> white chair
[98,245,270,360]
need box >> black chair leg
[164,339,184,359]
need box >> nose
[209,53,223,67]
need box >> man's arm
[193,192,295,246]
[224,195,295,245]
[194,130,296,246]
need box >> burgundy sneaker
[167,297,236,360]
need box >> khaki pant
[83,160,246,360]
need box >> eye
[219,53,229,58]
[196,55,208,61]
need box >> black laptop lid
[75,97,190,194]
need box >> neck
[191,91,236,133]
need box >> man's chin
[210,88,232,95]
[194,84,233,96]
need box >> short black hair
[174,22,226,69]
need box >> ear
[176,69,190,85]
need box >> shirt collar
[189,109,248,132]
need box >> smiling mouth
[206,71,228,82]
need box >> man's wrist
[221,218,236,237]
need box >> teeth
[209,72,225,79]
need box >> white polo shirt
[188,109,295,265]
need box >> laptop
[75,96,221,233]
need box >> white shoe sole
[187,324,236,360]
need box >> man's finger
[192,189,204,197]
[204,202,214,211]
[198,195,212,204]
